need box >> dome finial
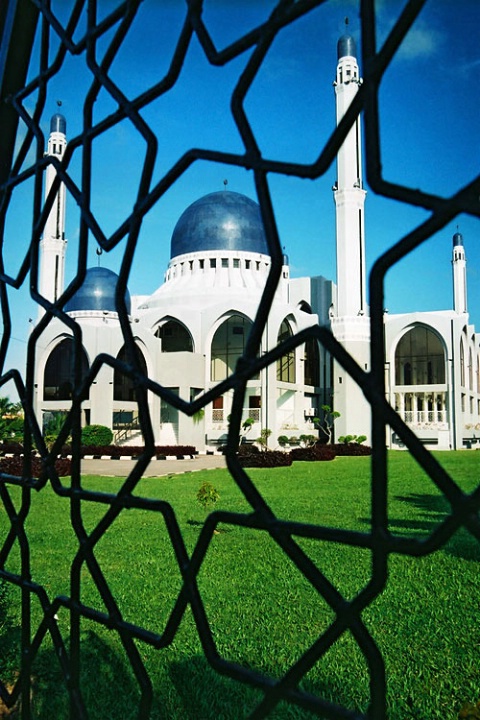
[337,17,356,60]
[223,178,228,190]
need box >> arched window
[155,319,193,352]
[114,344,148,402]
[44,338,89,400]
[468,348,473,390]
[477,353,480,393]
[211,315,252,382]
[304,337,320,387]
[394,326,445,385]
[277,319,295,383]
[460,341,465,387]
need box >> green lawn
[0,452,479,719]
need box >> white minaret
[452,231,467,314]
[39,113,67,311]
[333,32,367,318]
[330,31,371,443]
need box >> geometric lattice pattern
[0,1,479,717]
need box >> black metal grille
[0,1,479,718]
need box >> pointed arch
[394,325,445,386]
[210,313,253,382]
[43,337,89,400]
[277,317,295,383]
[154,318,194,352]
[114,344,148,402]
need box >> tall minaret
[452,231,467,314]
[333,31,367,318]
[330,30,371,443]
[39,113,67,310]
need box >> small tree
[299,434,316,447]
[196,481,220,512]
[257,428,272,450]
[44,410,70,450]
[0,396,24,442]
[192,408,205,425]
[320,404,341,444]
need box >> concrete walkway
[80,453,227,477]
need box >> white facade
[34,35,480,451]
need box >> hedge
[332,443,372,456]
[238,451,292,468]
[0,443,197,458]
[290,445,336,462]
[0,456,72,478]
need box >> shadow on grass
[169,655,365,719]
[379,492,480,561]
[0,628,157,720]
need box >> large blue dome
[65,267,131,314]
[170,191,269,258]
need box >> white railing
[403,410,447,426]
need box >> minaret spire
[329,29,371,444]
[333,28,366,318]
[452,230,467,314]
[38,112,68,313]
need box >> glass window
[114,344,148,402]
[211,315,252,382]
[44,338,89,400]
[155,319,193,352]
[304,337,320,387]
[460,341,465,386]
[277,319,295,383]
[394,326,445,385]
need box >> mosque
[34,34,480,451]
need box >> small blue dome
[50,113,66,134]
[453,231,464,247]
[170,191,269,258]
[337,34,357,59]
[65,267,131,314]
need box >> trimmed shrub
[0,456,72,478]
[55,444,196,457]
[81,425,114,447]
[332,443,372,456]
[291,445,336,462]
[238,451,292,468]
[0,441,26,455]
[238,443,259,455]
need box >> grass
[0,451,479,718]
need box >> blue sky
[3,0,480,390]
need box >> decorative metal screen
[0,1,479,718]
